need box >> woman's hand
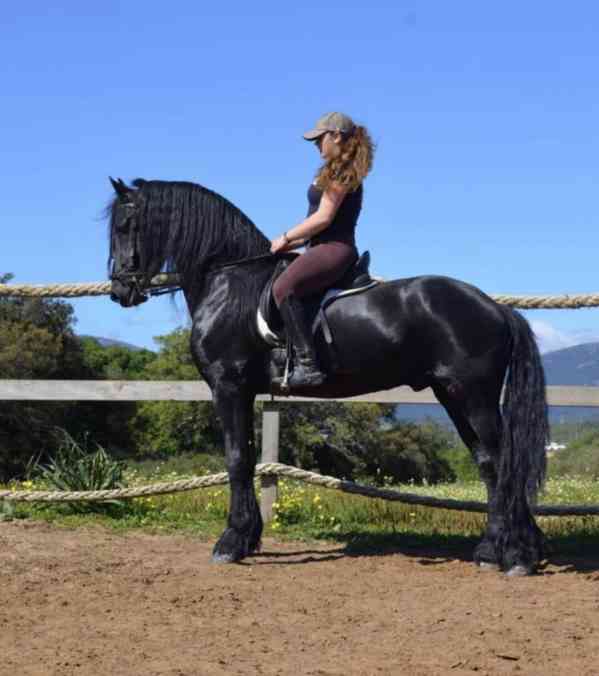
[270,234,290,254]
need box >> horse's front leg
[212,382,262,563]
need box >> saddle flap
[257,257,293,346]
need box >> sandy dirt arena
[1,521,599,676]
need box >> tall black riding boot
[279,294,326,387]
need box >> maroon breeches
[272,242,358,307]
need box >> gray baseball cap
[303,112,356,140]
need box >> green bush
[34,430,126,511]
[440,444,479,482]
[361,421,457,485]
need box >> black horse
[108,177,548,576]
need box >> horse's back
[330,274,506,328]
[323,274,511,383]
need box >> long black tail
[496,308,549,568]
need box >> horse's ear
[109,176,131,200]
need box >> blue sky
[2,2,598,352]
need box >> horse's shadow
[243,530,599,575]
[244,531,477,567]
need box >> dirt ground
[2,522,599,676]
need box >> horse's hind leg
[464,404,505,569]
[211,382,262,563]
[464,393,544,575]
[433,386,503,569]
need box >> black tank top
[306,182,362,247]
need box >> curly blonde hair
[315,125,375,192]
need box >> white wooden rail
[3,380,599,521]
[3,380,599,406]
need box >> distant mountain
[78,335,153,353]
[542,342,599,386]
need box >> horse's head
[108,177,148,307]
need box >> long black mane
[109,179,271,291]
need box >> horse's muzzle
[110,279,148,307]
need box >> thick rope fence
[0,275,175,299]
[3,278,599,308]
[1,462,598,517]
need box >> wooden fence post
[260,400,280,523]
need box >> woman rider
[270,111,375,387]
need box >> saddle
[257,251,380,380]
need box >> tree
[278,402,391,474]
[53,340,156,460]
[365,421,456,484]
[79,337,156,380]
[0,274,84,379]
[277,401,454,484]
[130,328,223,456]
[0,273,89,481]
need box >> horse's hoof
[505,565,531,577]
[478,561,500,572]
[212,527,251,563]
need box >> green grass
[3,456,599,559]
[128,452,226,479]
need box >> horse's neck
[184,262,275,322]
